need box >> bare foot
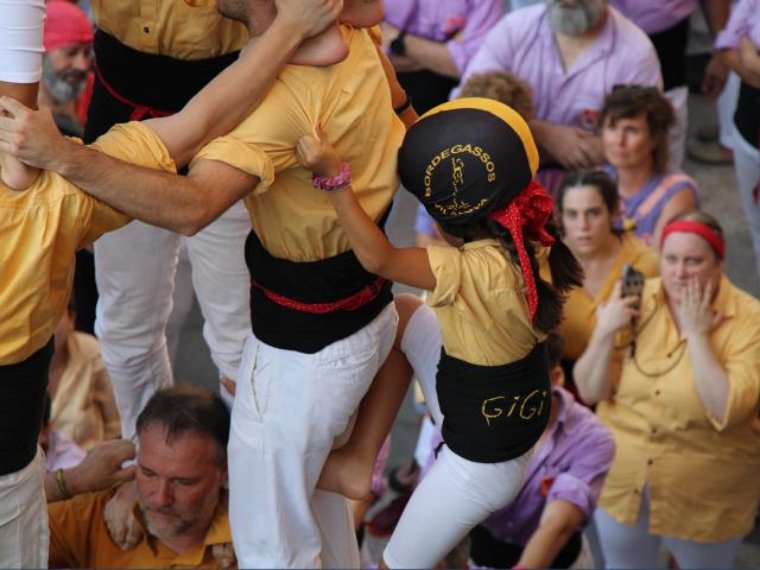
[290,23,349,66]
[318,445,374,500]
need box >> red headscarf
[487,180,555,320]
[43,1,93,53]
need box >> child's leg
[382,447,529,569]
[0,0,44,189]
[318,294,423,499]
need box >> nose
[580,214,591,231]
[73,50,91,72]
[152,480,174,508]
[674,261,689,279]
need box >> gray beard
[547,0,606,36]
[42,58,86,103]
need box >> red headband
[487,181,555,320]
[660,219,725,260]
[44,1,93,53]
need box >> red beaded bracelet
[311,161,351,192]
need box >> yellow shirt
[90,0,247,60]
[597,276,760,541]
[559,232,659,361]
[51,332,121,451]
[0,122,176,365]
[192,26,405,261]
[49,489,233,568]
[426,239,546,365]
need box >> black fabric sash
[437,343,551,463]
[0,339,53,475]
[85,30,239,142]
[245,231,393,354]
[470,523,581,568]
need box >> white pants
[94,201,251,438]
[228,302,398,568]
[0,448,48,569]
[732,127,760,279]
[595,493,741,569]
[383,304,529,569]
[718,72,740,150]
[0,0,44,84]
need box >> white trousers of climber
[228,302,398,568]
[383,304,529,569]
[94,201,251,438]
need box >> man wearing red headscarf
[40,0,94,136]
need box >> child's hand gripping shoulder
[296,124,343,178]
[295,125,436,290]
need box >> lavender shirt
[608,0,698,34]
[458,5,661,130]
[481,387,615,546]
[715,0,760,51]
[383,0,503,74]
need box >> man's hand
[532,121,604,169]
[702,52,729,100]
[66,439,137,497]
[0,97,65,170]
[104,479,142,551]
[674,278,723,339]
[275,0,343,40]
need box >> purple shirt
[458,5,661,130]
[715,0,760,50]
[608,0,698,34]
[481,387,615,546]
[45,431,86,472]
[383,0,503,73]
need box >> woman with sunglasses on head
[553,169,659,400]
[601,85,699,249]
[574,210,760,568]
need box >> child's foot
[318,446,373,500]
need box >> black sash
[0,339,53,475]
[245,231,393,354]
[437,343,551,463]
[470,523,582,568]
[85,30,239,142]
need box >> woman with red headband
[574,210,760,568]
[297,98,583,568]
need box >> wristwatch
[390,31,407,57]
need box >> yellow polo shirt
[426,239,546,365]
[559,232,659,362]
[597,276,760,541]
[0,122,176,365]
[90,0,247,60]
[49,489,233,568]
[192,25,405,262]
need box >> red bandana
[487,181,555,320]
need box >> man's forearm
[405,35,460,78]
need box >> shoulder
[620,233,660,276]
[69,331,105,364]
